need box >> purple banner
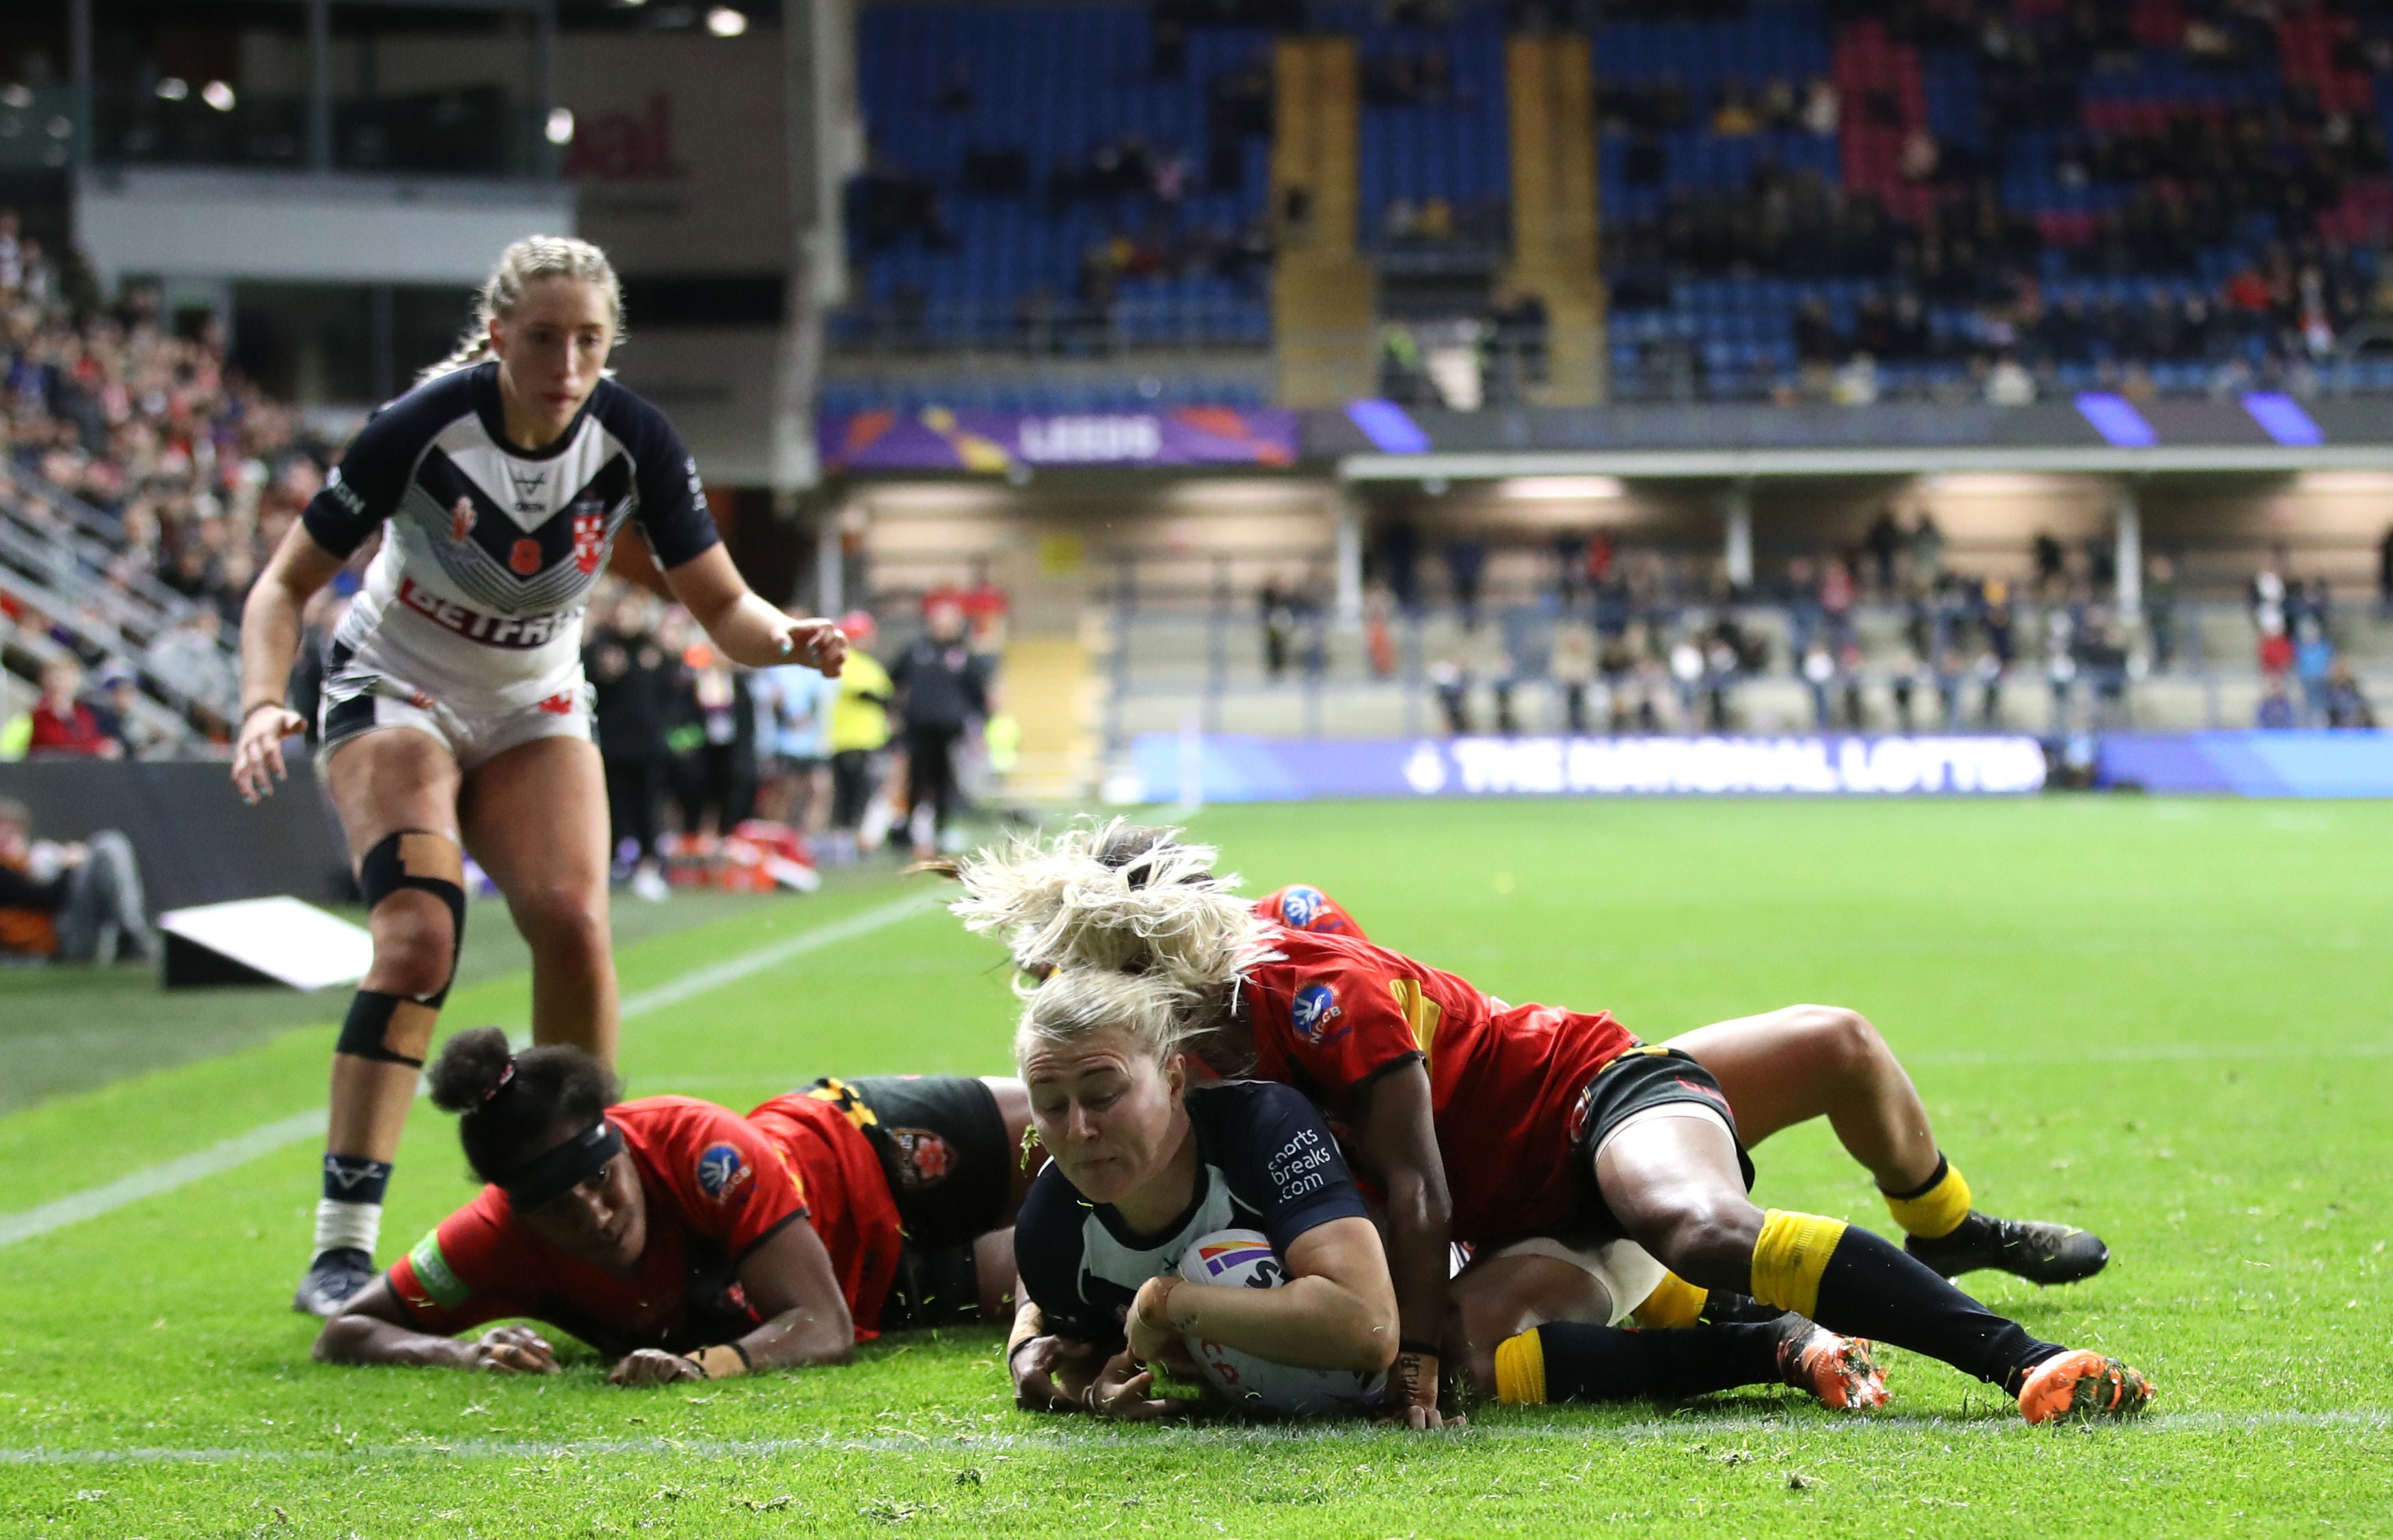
[1130,734,2051,802]
[818,407,1300,473]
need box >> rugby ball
[1176,1228,1387,1417]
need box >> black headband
[496,1120,624,1211]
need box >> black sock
[1497,1321,1784,1404]
[1809,1225,2061,1394]
[321,1154,393,1207]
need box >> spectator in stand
[144,606,238,720]
[2143,554,2179,672]
[2256,676,2297,730]
[2257,614,2295,681]
[1429,653,1472,735]
[824,610,894,867]
[25,658,119,759]
[2323,660,2377,729]
[1259,577,1296,680]
[585,589,678,903]
[890,599,990,860]
[0,796,152,964]
[85,662,150,759]
[2293,618,2336,725]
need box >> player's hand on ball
[1084,1348,1180,1421]
[608,1348,705,1387]
[470,1325,559,1375]
[1124,1275,1194,1366]
[230,705,308,802]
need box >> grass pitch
[2,797,2390,1537]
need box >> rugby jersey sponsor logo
[397,577,580,648]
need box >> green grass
[2,798,2390,1537]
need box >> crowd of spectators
[1606,0,2393,401]
[1,205,320,753]
[1333,507,2386,736]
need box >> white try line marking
[0,889,946,1252]
[3,1408,2387,1468]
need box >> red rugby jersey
[385,1096,810,1355]
[1238,926,1637,1246]
[743,1089,907,1335]
[1251,884,1367,939]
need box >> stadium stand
[1,214,290,751]
[1597,0,2393,403]
[836,1,1281,353]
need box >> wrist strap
[685,1342,750,1380]
[241,700,286,722]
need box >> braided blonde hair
[418,234,624,384]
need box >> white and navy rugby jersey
[302,362,720,712]
[1014,1080,1370,1350]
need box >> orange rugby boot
[1772,1316,1889,1411]
[2017,1349,2154,1424]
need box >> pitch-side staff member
[234,235,846,1316]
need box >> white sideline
[0,889,944,1252]
[1,1408,2386,1466]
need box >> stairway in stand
[1506,31,1605,404]
[1271,35,1376,406]
[1000,632,1099,803]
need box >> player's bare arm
[1125,1215,1396,1374]
[609,1213,857,1386]
[230,524,345,802]
[1346,1060,1458,1427]
[312,1279,558,1375]
[663,543,848,675]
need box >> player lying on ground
[1003,971,1878,1420]
[956,827,2154,1426]
[1254,881,2109,1291]
[315,1028,1034,1381]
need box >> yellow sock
[1492,1329,1548,1405]
[1749,1209,1849,1320]
[1631,1270,1709,1330]
[1884,1157,1973,1240]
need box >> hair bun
[427,1026,518,1113]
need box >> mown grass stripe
[0,889,946,1251]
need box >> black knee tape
[358,829,466,1008]
[336,988,436,1068]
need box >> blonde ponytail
[418,234,624,385]
[950,819,1269,991]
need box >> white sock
[313,1199,382,1260]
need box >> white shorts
[319,661,593,773]
[1482,1235,1670,1328]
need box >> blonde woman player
[234,236,847,1316]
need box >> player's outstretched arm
[313,1278,559,1373]
[1126,1215,1399,1375]
[609,1213,857,1386]
[231,524,345,802]
[664,545,848,675]
[1348,1062,1458,1427]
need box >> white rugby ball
[1175,1228,1387,1417]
